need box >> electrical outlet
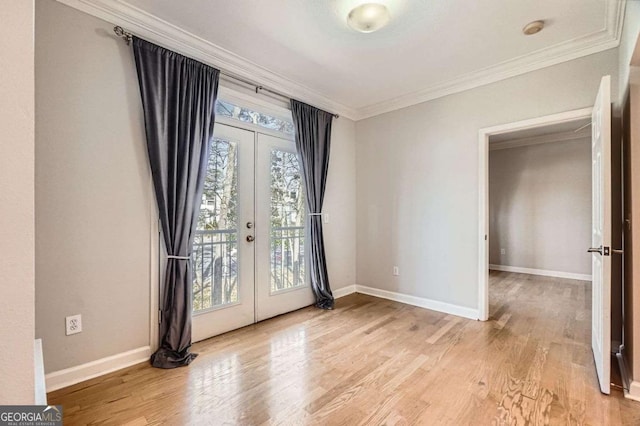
[393,266,400,276]
[500,248,506,255]
[66,314,82,336]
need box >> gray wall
[356,49,618,311]
[488,138,592,275]
[36,0,152,373]
[324,117,357,291]
[35,0,356,374]
[0,0,35,404]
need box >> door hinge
[158,309,162,324]
[485,234,487,241]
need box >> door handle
[246,235,255,242]
[588,246,611,256]
[588,246,603,255]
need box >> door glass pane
[192,138,239,312]
[270,149,305,293]
[215,99,295,136]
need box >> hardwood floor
[48,271,640,425]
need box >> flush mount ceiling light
[347,3,391,33]
[523,20,545,35]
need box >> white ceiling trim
[56,0,625,122]
[489,129,591,151]
[55,0,359,120]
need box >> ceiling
[64,0,624,119]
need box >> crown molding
[489,128,591,151]
[56,0,624,122]
[55,0,359,120]
[356,0,625,120]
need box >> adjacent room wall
[356,49,618,313]
[35,0,356,376]
[0,0,36,405]
[488,138,591,276]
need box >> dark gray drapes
[290,100,334,310]
[133,37,219,368]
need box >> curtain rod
[113,26,339,119]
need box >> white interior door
[255,133,314,321]
[192,124,255,342]
[590,75,612,395]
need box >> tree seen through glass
[192,138,239,312]
[216,100,295,136]
[192,102,304,312]
[270,149,306,292]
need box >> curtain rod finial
[114,26,133,45]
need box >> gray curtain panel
[290,100,335,310]
[132,37,219,368]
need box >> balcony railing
[270,226,305,293]
[191,226,306,312]
[192,229,238,313]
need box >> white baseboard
[489,264,591,281]
[333,284,478,320]
[43,285,479,392]
[45,286,478,393]
[34,339,47,405]
[355,285,479,320]
[45,346,151,392]
[626,381,640,402]
[333,285,357,299]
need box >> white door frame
[477,107,593,321]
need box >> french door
[256,133,315,322]
[191,123,313,342]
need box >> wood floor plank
[48,272,640,425]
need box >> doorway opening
[478,107,594,320]
[478,85,614,400]
[488,118,593,281]
[478,75,616,395]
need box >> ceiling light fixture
[522,20,545,35]
[347,3,391,33]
